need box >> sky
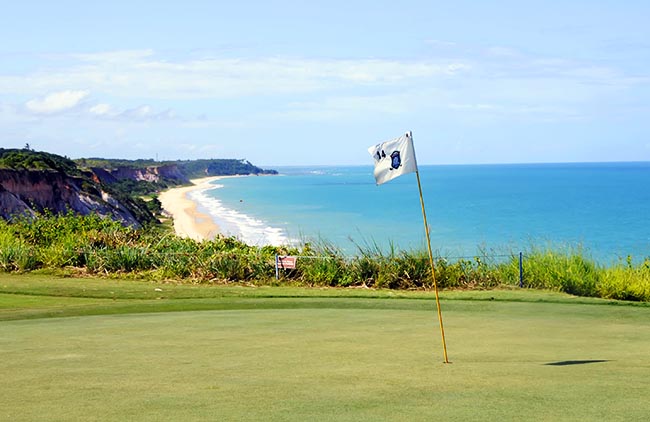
[1,0,649,166]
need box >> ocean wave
[189,188,292,247]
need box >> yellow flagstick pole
[415,168,450,364]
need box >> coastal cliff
[0,168,142,226]
[90,164,189,185]
[1,148,277,227]
[85,158,277,181]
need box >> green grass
[1,274,649,421]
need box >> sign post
[275,255,297,279]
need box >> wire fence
[275,252,526,287]
[9,242,642,295]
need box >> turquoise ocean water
[189,162,650,264]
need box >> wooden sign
[277,256,297,269]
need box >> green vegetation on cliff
[76,157,159,168]
[76,157,277,177]
[0,148,81,175]
[174,158,277,177]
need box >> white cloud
[125,105,153,118]
[484,46,521,58]
[424,39,458,48]
[448,103,500,111]
[88,103,112,116]
[87,102,176,122]
[25,90,89,114]
[118,105,176,121]
[4,48,634,128]
[1,52,470,100]
[276,92,416,121]
[2,45,645,134]
[1,47,634,129]
[72,49,155,63]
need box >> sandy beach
[158,177,222,241]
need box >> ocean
[189,162,650,264]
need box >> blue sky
[1,0,649,165]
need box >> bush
[0,227,37,271]
[0,213,649,302]
[519,247,600,297]
[598,259,650,302]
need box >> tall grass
[515,246,601,297]
[599,258,650,302]
[0,213,648,301]
[0,226,36,271]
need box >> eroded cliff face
[91,164,188,184]
[0,169,140,226]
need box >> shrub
[598,259,650,302]
[519,247,600,297]
[1,213,649,302]
[0,228,37,271]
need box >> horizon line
[262,160,650,168]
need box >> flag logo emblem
[390,151,401,170]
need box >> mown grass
[1,213,649,301]
[1,273,619,323]
[5,273,644,321]
[1,274,649,421]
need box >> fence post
[519,252,524,288]
[275,254,279,280]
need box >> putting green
[1,299,649,421]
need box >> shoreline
[158,173,290,246]
[158,176,226,241]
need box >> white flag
[368,131,418,185]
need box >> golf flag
[368,131,417,185]
[367,131,450,363]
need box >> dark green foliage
[75,157,278,178]
[76,157,159,169]
[145,196,163,214]
[73,173,161,226]
[94,179,180,225]
[0,148,81,175]
[176,159,278,178]
[298,255,348,287]
[434,255,502,289]
[108,179,177,197]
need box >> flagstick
[415,169,450,364]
